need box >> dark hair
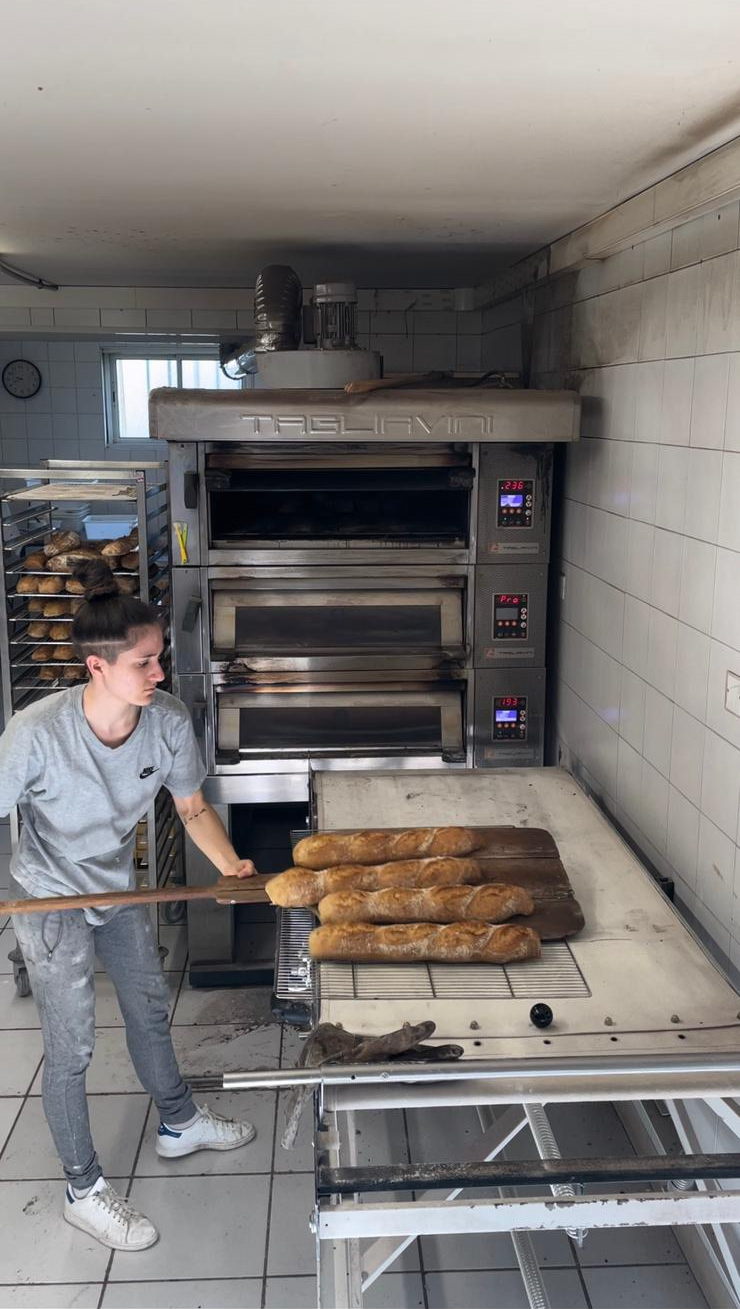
[71,560,161,665]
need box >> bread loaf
[309,921,541,964]
[44,530,81,558]
[22,551,47,571]
[27,621,51,639]
[52,644,75,662]
[117,575,138,594]
[318,883,535,925]
[64,665,86,681]
[293,827,482,870]
[266,857,483,907]
[16,575,37,594]
[39,666,59,681]
[47,547,104,573]
[65,578,86,594]
[31,645,53,662]
[42,598,72,617]
[48,622,70,641]
[120,551,139,570]
[28,598,45,615]
[39,576,64,594]
[101,535,134,558]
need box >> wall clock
[2,359,42,399]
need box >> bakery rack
[0,462,184,983]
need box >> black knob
[530,1003,553,1029]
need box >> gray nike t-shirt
[0,686,206,922]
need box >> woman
[0,559,256,1252]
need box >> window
[105,352,245,441]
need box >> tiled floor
[0,848,711,1309]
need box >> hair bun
[71,558,120,602]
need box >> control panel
[493,592,529,640]
[477,445,551,562]
[474,668,545,767]
[474,563,547,667]
[493,695,528,740]
[496,479,534,529]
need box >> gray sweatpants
[11,890,196,1190]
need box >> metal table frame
[192,768,740,1308]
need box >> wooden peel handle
[0,875,272,917]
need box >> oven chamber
[151,385,579,982]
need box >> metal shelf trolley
[0,462,184,994]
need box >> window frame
[103,345,247,443]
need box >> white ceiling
[3,0,740,289]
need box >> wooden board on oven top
[292,826,584,942]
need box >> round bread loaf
[44,530,81,558]
[31,645,53,662]
[38,575,64,594]
[22,551,48,571]
[16,575,37,594]
[52,643,75,662]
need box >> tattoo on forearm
[184,806,207,826]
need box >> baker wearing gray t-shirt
[0,685,206,922]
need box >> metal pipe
[191,1051,740,1095]
[501,1186,551,1309]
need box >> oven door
[208,572,466,671]
[214,680,466,764]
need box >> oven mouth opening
[207,467,472,546]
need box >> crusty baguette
[266,857,483,907]
[308,921,541,964]
[293,827,482,870]
[317,883,534,925]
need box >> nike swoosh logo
[139,766,158,779]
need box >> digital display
[501,480,526,491]
[495,606,519,620]
[498,696,519,707]
[495,709,518,723]
[500,493,524,508]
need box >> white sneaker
[156,1102,256,1158]
[64,1177,159,1251]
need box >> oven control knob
[530,1003,553,1029]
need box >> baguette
[318,883,534,925]
[266,857,483,907]
[293,827,482,870]
[308,921,541,964]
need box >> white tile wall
[0,294,469,465]
[538,215,740,975]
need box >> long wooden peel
[0,875,273,917]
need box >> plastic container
[82,514,136,540]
